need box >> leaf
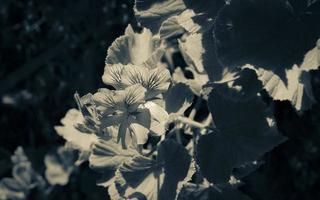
[10,147,28,165]
[55,109,99,155]
[158,140,191,199]
[112,139,191,200]
[44,146,75,186]
[300,39,320,70]
[134,0,189,33]
[89,139,138,171]
[119,155,157,188]
[164,83,194,114]
[89,139,138,188]
[212,68,262,102]
[233,161,263,179]
[172,67,209,96]
[177,182,251,200]
[0,178,26,200]
[196,133,234,184]
[0,147,45,200]
[214,0,320,72]
[159,14,187,40]
[244,64,317,112]
[135,0,225,34]
[105,25,161,67]
[178,31,224,81]
[197,92,286,183]
[159,9,212,39]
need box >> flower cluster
[53,0,320,199]
[72,25,171,149]
[55,25,191,199]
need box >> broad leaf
[212,68,262,102]
[177,182,251,200]
[134,0,189,33]
[214,0,320,72]
[164,82,194,114]
[89,139,138,171]
[197,92,286,183]
[244,64,317,112]
[135,0,225,34]
[179,31,223,81]
[111,140,191,200]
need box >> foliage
[1,0,320,200]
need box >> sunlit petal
[129,121,150,145]
[121,65,148,87]
[93,88,118,115]
[144,101,168,136]
[145,68,171,99]
[102,64,124,89]
[121,84,147,111]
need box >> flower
[103,64,171,100]
[54,108,99,161]
[92,84,168,148]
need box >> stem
[157,171,160,200]
[173,116,214,130]
[175,128,182,144]
[188,96,202,120]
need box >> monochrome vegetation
[1,0,320,199]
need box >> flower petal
[121,84,147,111]
[102,64,124,89]
[117,120,131,149]
[144,101,169,136]
[100,112,126,129]
[121,65,148,87]
[129,122,150,145]
[145,68,171,99]
[93,88,118,115]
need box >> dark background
[0,0,319,199]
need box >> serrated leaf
[134,0,189,33]
[89,139,138,171]
[159,14,187,40]
[112,140,191,200]
[135,0,225,34]
[105,25,161,67]
[55,109,99,153]
[197,92,286,183]
[212,68,262,102]
[214,0,320,72]
[119,155,157,189]
[300,39,320,70]
[178,31,226,82]
[159,9,212,39]
[244,64,317,112]
[44,146,75,186]
[177,182,251,200]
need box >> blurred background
[0,0,319,199]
